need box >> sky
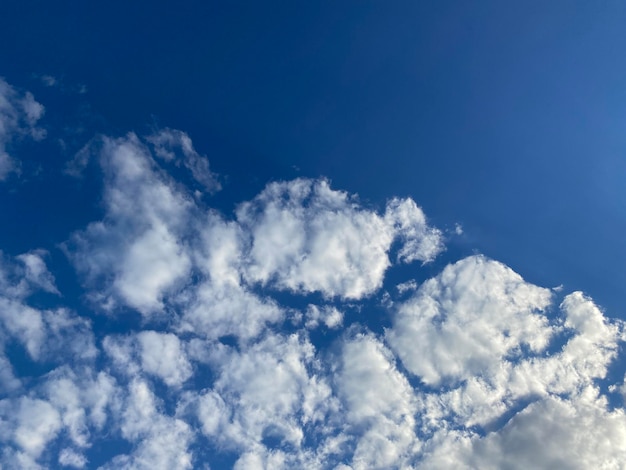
[1,1,626,469]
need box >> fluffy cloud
[176,212,284,341]
[104,330,193,387]
[65,134,284,340]
[418,388,626,469]
[65,134,194,315]
[383,256,626,468]
[58,448,88,468]
[0,252,96,366]
[0,78,45,180]
[305,304,343,329]
[386,255,555,386]
[100,379,194,470]
[334,333,420,469]
[192,331,336,455]
[4,115,626,469]
[0,366,119,469]
[236,178,443,299]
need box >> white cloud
[103,379,194,470]
[43,367,120,448]
[379,257,625,469]
[237,178,443,299]
[418,387,626,469]
[2,110,624,469]
[137,331,193,387]
[177,279,284,341]
[16,251,60,295]
[0,77,45,180]
[1,250,58,299]
[0,298,46,359]
[396,279,418,295]
[65,134,193,315]
[305,304,343,329]
[384,197,444,264]
[179,331,342,469]
[0,353,21,393]
[0,365,120,469]
[0,299,96,363]
[0,252,96,364]
[334,332,420,469]
[104,331,193,387]
[386,255,554,386]
[64,133,281,342]
[176,213,284,341]
[7,398,62,459]
[148,128,221,193]
[58,448,87,468]
[194,332,335,450]
[410,290,624,434]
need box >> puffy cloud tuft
[104,330,193,387]
[65,134,193,315]
[386,255,554,386]
[237,178,443,299]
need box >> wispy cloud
[0,78,45,180]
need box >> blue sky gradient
[1,1,626,468]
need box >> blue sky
[1,1,626,469]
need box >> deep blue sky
[2,2,626,469]
[2,0,624,317]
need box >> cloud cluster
[2,121,626,469]
[65,133,443,339]
[0,78,45,180]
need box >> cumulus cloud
[237,178,443,299]
[65,133,194,315]
[0,77,45,180]
[418,388,626,469]
[11,398,62,458]
[3,112,625,468]
[334,333,420,469]
[386,255,555,387]
[58,448,88,468]
[176,212,284,341]
[109,379,194,469]
[0,252,96,366]
[56,137,626,468]
[192,332,336,454]
[383,257,625,469]
[305,304,344,329]
[104,330,193,387]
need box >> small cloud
[40,75,58,87]
[305,304,343,329]
[0,77,46,181]
[58,448,87,468]
[396,279,418,294]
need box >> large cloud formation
[1,80,625,469]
